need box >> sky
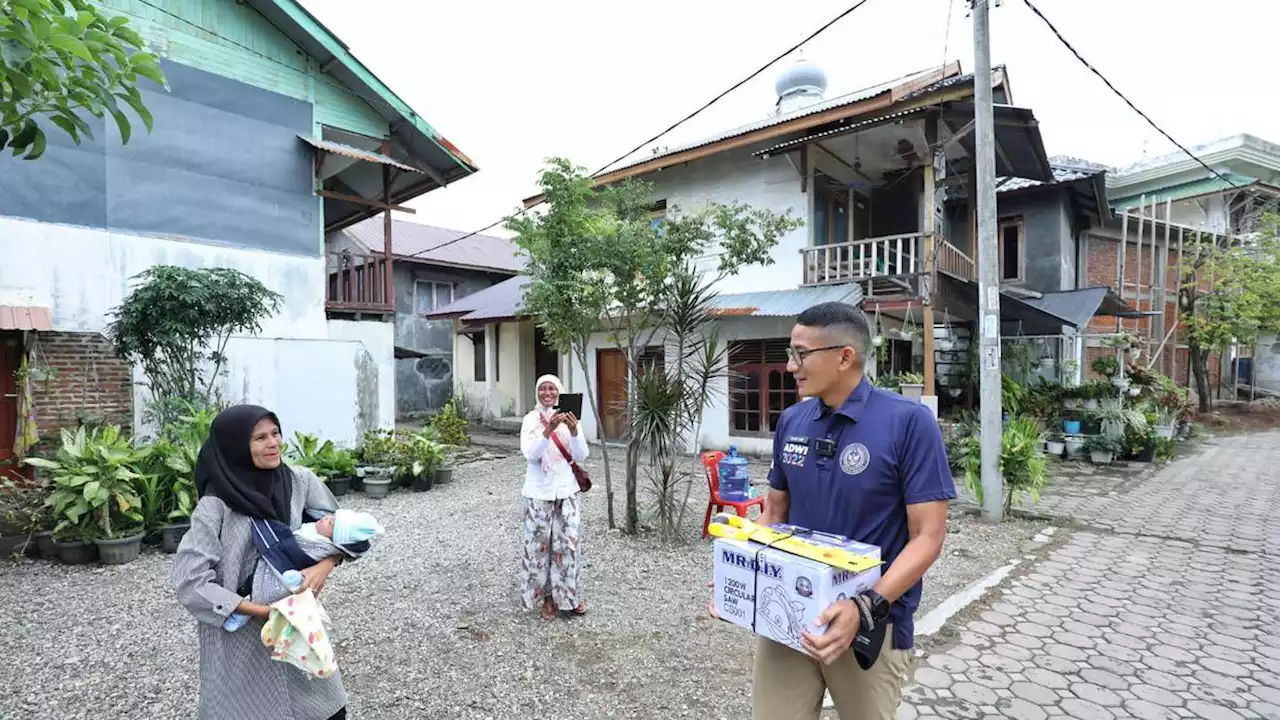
[298,0,1280,238]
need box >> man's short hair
[795,302,872,367]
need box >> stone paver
[902,431,1280,720]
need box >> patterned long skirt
[520,494,582,612]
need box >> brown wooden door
[0,332,21,467]
[597,349,628,441]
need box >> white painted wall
[643,147,808,293]
[0,216,394,445]
[453,320,530,419]
[567,315,796,456]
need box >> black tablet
[554,392,584,419]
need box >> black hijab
[195,404,293,523]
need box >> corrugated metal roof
[342,219,525,274]
[426,275,531,322]
[424,278,864,325]
[299,135,424,174]
[0,305,52,331]
[753,107,931,157]
[1109,173,1258,210]
[1017,287,1144,329]
[708,285,863,317]
[600,67,948,176]
[947,164,1102,199]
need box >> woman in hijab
[171,404,349,720]
[519,374,589,620]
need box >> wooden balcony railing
[936,240,975,281]
[802,233,924,286]
[801,233,977,286]
[326,249,392,313]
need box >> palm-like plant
[630,264,727,541]
[26,425,147,540]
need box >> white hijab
[533,374,570,474]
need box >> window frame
[414,280,455,315]
[471,331,486,382]
[997,216,1026,283]
[727,339,797,437]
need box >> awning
[393,345,429,360]
[1018,287,1148,330]
[299,135,425,174]
[0,305,52,331]
[708,285,864,317]
[428,275,531,325]
[940,277,1078,336]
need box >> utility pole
[972,0,1003,522]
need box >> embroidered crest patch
[839,442,870,475]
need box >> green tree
[509,158,801,534]
[1,0,166,160]
[1179,216,1280,412]
[106,266,284,426]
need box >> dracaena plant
[25,425,147,541]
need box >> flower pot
[95,533,144,565]
[936,339,955,352]
[1064,399,1082,410]
[329,476,351,497]
[1063,420,1082,434]
[1154,425,1174,440]
[1089,450,1113,464]
[1112,376,1130,390]
[1046,441,1066,456]
[55,540,98,565]
[363,477,393,499]
[1064,437,1085,459]
[0,534,26,558]
[160,522,190,554]
[33,530,56,559]
[899,383,924,401]
[433,466,454,485]
[412,472,434,492]
[1083,399,1099,411]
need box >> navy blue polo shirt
[767,376,956,650]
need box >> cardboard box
[712,526,882,653]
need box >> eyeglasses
[786,345,848,366]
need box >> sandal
[569,601,588,616]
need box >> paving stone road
[902,431,1280,720]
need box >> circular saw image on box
[758,585,806,646]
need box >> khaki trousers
[751,630,914,720]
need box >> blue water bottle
[718,446,750,501]
[223,569,304,632]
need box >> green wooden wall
[94,0,389,139]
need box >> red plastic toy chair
[701,450,766,539]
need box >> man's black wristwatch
[853,590,891,629]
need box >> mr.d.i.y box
[712,520,881,654]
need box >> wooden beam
[521,65,985,208]
[316,189,416,213]
[381,141,395,309]
[939,119,976,153]
[921,117,939,398]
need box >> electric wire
[405,0,880,259]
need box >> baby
[293,508,385,565]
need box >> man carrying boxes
[707,302,956,720]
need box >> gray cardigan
[171,465,347,720]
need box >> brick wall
[1083,232,1223,391]
[31,332,133,437]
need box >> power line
[405,0,879,259]
[1019,0,1240,191]
[940,0,955,72]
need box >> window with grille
[414,280,455,315]
[728,339,797,435]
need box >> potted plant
[0,478,48,559]
[1091,355,1120,379]
[1061,386,1083,411]
[434,446,455,485]
[147,406,212,553]
[1152,408,1177,439]
[396,435,445,492]
[897,372,925,401]
[1084,434,1121,464]
[1095,397,1147,441]
[28,426,148,565]
[1045,431,1066,457]
[355,429,399,493]
[962,416,1048,514]
[319,448,357,497]
[1062,417,1082,435]
[1063,433,1086,459]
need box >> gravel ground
[0,442,1046,720]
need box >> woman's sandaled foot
[568,601,587,616]
[539,601,557,621]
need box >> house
[0,0,477,453]
[326,218,523,418]
[436,58,1137,454]
[1093,134,1280,394]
